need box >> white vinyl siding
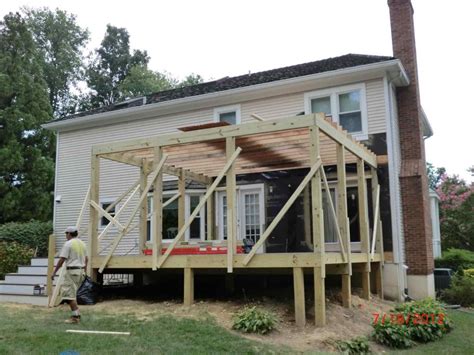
[54,78,388,254]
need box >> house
[41,0,436,323]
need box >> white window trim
[213,104,241,124]
[99,199,117,228]
[304,83,368,140]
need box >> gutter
[43,59,409,132]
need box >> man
[52,226,88,324]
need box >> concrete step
[0,283,42,295]
[31,258,59,267]
[4,274,54,285]
[17,266,49,275]
[0,293,48,306]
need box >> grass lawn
[388,309,474,355]
[0,304,282,354]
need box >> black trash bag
[77,276,100,305]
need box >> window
[100,201,116,227]
[213,105,241,125]
[147,191,205,242]
[304,84,368,139]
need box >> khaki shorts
[60,269,85,301]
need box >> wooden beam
[139,163,149,255]
[97,185,140,240]
[75,186,90,234]
[98,154,168,273]
[342,274,351,308]
[49,264,65,307]
[101,152,142,167]
[303,186,312,248]
[314,114,377,168]
[357,159,370,300]
[178,169,186,230]
[226,137,237,273]
[370,185,381,259]
[310,126,324,255]
[206,182,215,240]
[163,165,212,185]
[314,266,326,327]
[320,167,347,262]
[87,153,100,277]
[163,192,180,208]
[90,200,125,231]
[293,267,306,327]
[374,262,384,299]
[152,147,163,270]
[184,268,194,306]
[156,148,242,268]
[46,234,55,301]
[243,159,322,265]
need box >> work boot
[64,316,81,324]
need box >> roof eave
[43,59,408,132]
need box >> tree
[86,25,149,107]
[0,13,54,223]
[427,162,446,190]
[178,73,204,88]
[119,65,177,98]
[437,172,474,251]
[23,7,89,118]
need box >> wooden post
[314,266,326,327]
[357,159,370,300]
[226,137,237,273]
[374,262,384,299]
[293,267,306,327]
[152,147,163,270]
[184,267,194,306]
[178,168,186,230]
[46,234,55,301]
[309,126,324,254]
[337,144,351,308]
[303,186,312,248]
[139,163,149,254]
[87,153,100,279]
[207,182,214,240]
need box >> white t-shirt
[59,238,87,267]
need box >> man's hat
[64,226,78,233]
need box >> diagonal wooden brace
[90,200,125,232]
[156,147,242,269]
[98,154,168,273]
[243,159,322,266]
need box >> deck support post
[374,262,384,298]
[293,267,306,327]
[357,159,371,300]
[88,153,100,280]
[152,147,163,270]
[139,162,149,254]
[183,267,194,306]
[226,137,237,273]
[337,143,351,308]
[303,186,312,249]
[178,168,186,230]
[314,266,326,327]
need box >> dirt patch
[83,289,395,352]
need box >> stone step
[4,274,52,285]
[0,293,48,306]
[0,283,44,295]
[17,266,49,275]
[31,258,59,267]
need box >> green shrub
[0,220,52,257]
[232,306,277,334]
[435,248,474,271]
[0,242,35,279]
[441,273,474,307]
[372,298,452,349]
[336,336,371,354]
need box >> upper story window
[304,84,368,140]
[213,105,241,125]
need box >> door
[216,185,265,252]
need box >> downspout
[52,131,60,239]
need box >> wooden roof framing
[93,113,377,178]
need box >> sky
[3,0,474,182]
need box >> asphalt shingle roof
[52,53,394,122]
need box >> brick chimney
[387,0,434,298]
